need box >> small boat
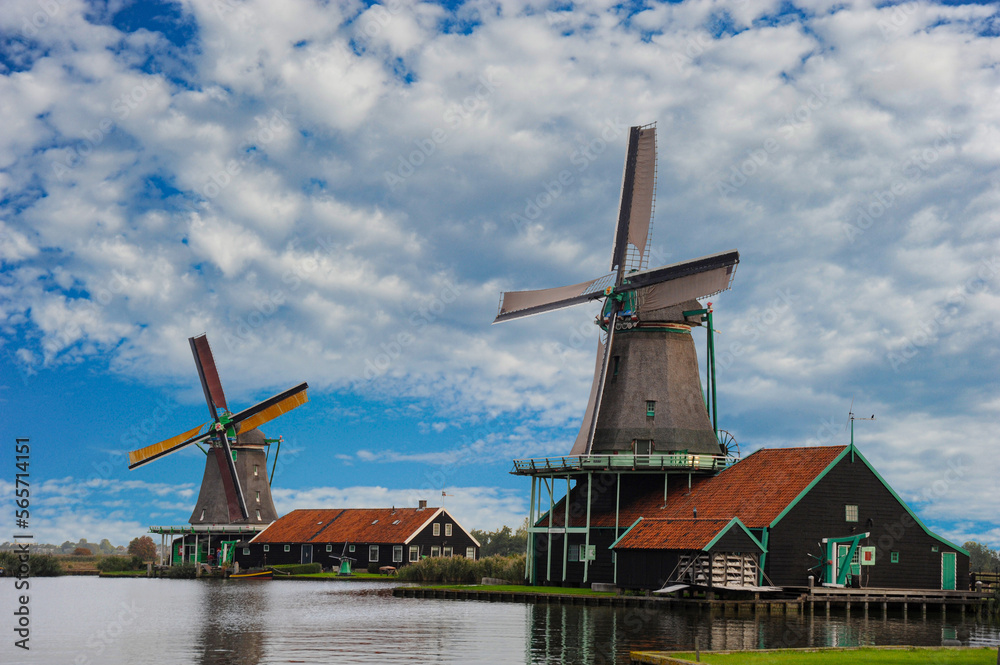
[230,569,273,580]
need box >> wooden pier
[394,585,996,617]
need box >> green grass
[98,570,149,577]
[658,647,998,664]
[415,584,615,596]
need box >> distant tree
[963,541,1000,573]
[128,536,157,562]
[471,520,528,558]
[99,539,115,555]
[72,547,92,556]
[60,541,75,553]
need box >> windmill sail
[570,339,605,456]
[494,273,615,323]
[611,124,657,275]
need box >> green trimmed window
[284,544,290,552]
[646,400,656,417]
[263,545,269,552]
[845,504,859,522]
[326,544,332,552]
[891,551,899,563]
[932,545,939,552]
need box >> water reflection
[19,578,1000,665]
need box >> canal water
[5,577,999,664]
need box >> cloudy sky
[0,0,997,549]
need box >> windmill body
[495,123,738,458]
[128,334,309,567]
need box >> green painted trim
[849,447,969,556]
[759,528,769,586]
[608,518,643,549]
[704,517,768,553]
[768,446,853,528]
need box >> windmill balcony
[510,452,729,476]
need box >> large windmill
[495,124,739,457]
[128,334,308,525]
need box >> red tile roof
[613,518,733,550]
[540,446,847,529]
[251,507,443,544]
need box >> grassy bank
[643,647,998,664]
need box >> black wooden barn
[235,503,480,570]
[527,444,968,591]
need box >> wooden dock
[394,585,997,617]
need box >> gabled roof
[611,518,732,550]
[540,446,847,529]
[250,507,453,545]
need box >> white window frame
[284,544,290,552]
[263,544,269,552]
[845,504,859,522]
[433,523,440,536]
[466,547,476,560]
[369,545,379,562]
[393,545,403,563]
[431,546,440,557]
[443,546,453,557]
[243,547,250,555]
[326,544,332,552]
[445,523,453,537]
[409,546,420,562]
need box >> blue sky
[0,0,998,548]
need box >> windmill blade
[610,124,657,279]
[231,382,309,433]
[213,441,248,520]
[583,306,620,454]
[190,334,229,416]
[570,338,605,456]
[128,423,210,469]
[493,272,615,323]
[619,250,740,310]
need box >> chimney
[418,500,427,510]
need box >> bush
[397,554,525,584]
[0,552,63,577]
[97,555,145,572]
[162,564,197,579]
[271,563,322,575]
[367,562,381,574]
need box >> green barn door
[941,552,956,590]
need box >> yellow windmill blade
[128,422,208,469]
[234,383,309,434]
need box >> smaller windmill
[329,543,356,576]
[128,334,308,524]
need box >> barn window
[243,548,249,555]
[393,546,403,563]
[443,546,453,557]
[349,545,355,553]
[646,401,656,417]
[369,545,379,562]
[263,545,269,552]
[568,544,580,562]
[326,544,332,552]
[431,546,440,557]
[445,523,453,537]
[433,523,440,536]
[284,545,290,552]
[409,546,420,562]
[466,547,476,560]
[932,545,939,552]
[845,504,859,522]
[891,551,899,563]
